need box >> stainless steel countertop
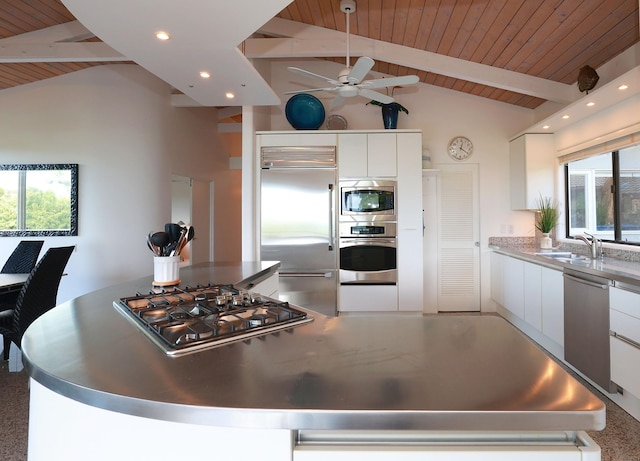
[21,261,605,432]
[492,246,640,286]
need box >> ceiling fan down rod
[341,0,356,69]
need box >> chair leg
[2,336,10,361]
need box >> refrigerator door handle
[328,183,335,251]
[280,272,333,278]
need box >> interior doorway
[171,175,192,265]
[436,163,480,312]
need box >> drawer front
[610,286,640,319]
[611,335,640,398]
[610,309,640,345]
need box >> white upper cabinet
[338,132,397,178]
[509,133,555,210]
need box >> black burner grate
[114,284,312,356]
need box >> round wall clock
[448,136,473,161]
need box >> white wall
[261,59,537,310]
[0,65,224,302]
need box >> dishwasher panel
[563,269,615,393]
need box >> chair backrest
[1,240,44,274]
[12,245,74,346]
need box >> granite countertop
[20,261,605,432]
[491,245,640,286]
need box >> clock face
[448,136,473,160]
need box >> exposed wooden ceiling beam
[0,21,125,63]
[249,17,575,104]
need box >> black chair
[0,245,74,360]
[1,240,44,274]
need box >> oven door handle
[280,272,333,278]
[339,238,397,248]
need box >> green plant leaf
[366,101,409,114]
[535,194,559,233]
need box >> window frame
[0,163,79,237]
[564,145,640,246]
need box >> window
[565,144,640,244]
[0,164,78,237]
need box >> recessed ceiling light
[562,114,570,119]
[586,101,595,107]
[618,84,629,90]
[542,125,550,130]
[155,31,171,41]
[199,71,211,79]
[225,92,235,99]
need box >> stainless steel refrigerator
[260,146,337,317]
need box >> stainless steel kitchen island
[21,261,605,460]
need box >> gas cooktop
[113,284,313,356]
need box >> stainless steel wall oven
[339,221,397,285]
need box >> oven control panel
[339,221,396,238]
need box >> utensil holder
[153,255,180,286]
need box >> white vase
[540,232,553,249]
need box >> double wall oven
[339,180,397,286]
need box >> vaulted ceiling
[0,0,638,109]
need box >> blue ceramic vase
[381,103,400,129]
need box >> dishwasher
[564,268,616,393]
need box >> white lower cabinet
[541,266,564,347]
[523,262,542,331]
[610,285,640,398]
[490,252,505,306]
[338,285,398,312]
[502,256,524,319]
[492,253,564,354]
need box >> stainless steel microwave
[340,179,396,221]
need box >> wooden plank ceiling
[276,0,639,108]
[0,0,637,109]
[0,0,117,90]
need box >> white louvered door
[436,164,480,311]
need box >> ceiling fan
[284,0,419,108]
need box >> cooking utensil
[147,232,161,256]
[165,223,182,247]
[171,227,188,257]
[150,231,171,256]
[176,225,194,255]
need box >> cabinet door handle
[611,331,640,351]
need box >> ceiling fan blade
[287,67,340,86]
[347,56,375,84]
[359,88,394,104]
[330,94,345,109]
[284,87,337,95]
[360,74,420,89]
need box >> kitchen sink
[537,252,592,265]
[534,251,572,257]
[554,256,592,265]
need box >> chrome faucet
[576,233,601,259]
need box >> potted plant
[535,194,559,249]
[367,85,408,129]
